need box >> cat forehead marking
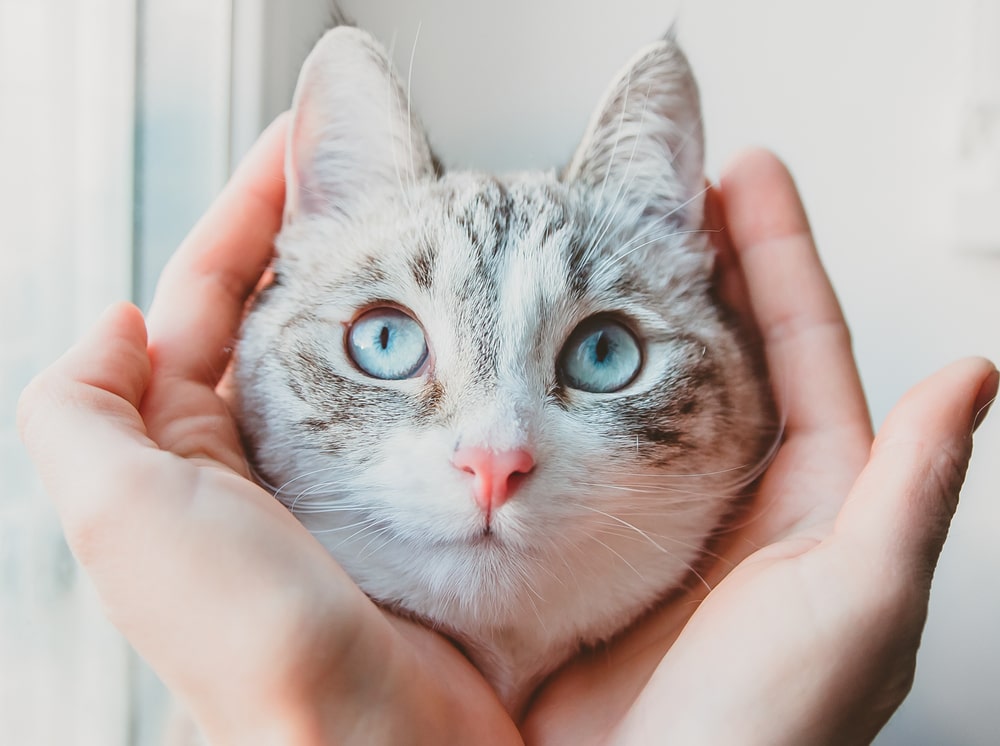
[417,178,573,395]
[412,174,629,306]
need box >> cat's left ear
[284,27,436,222]
[564,34,705,234]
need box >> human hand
[17,117,520,746]
[20,115,996,745]
[520,150,998,745]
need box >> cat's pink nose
[452,447,535,515]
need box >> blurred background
[2,0,998,743]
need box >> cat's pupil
[379,325,390,350]
[594,332,610,363]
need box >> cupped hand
[17,117,519,746]
[19,115,996,746]
[521,151,998,745]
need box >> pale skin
[18,114,998,745]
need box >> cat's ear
[564,35,704,233]
[285,27,436,221]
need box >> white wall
[336,1,999,743]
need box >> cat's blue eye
[559,317,641,393]
[347,307,428,380]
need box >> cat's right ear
[564,35,704,233]
[284,27,436,222]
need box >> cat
[232,23,775,716]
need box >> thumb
[835,357,997,584]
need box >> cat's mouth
[473,525,500,543]
[465,521,521,551]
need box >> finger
[720,149,871,439]
[17,303,163,553]
[146,113,288,388]
[836,357,998,584]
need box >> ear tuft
[564,37,704,232]
[285,27,435,221]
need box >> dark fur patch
[352,256,388,285]
[291,347,386,424]
[452,179,511,261]
[295,416,345,455]
[540,213,568,246]
[414,378,446,421]
[410,244,437,289]
[298,417,332,433]
[565,240,593,299]
[642,427,683,445]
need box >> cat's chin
[382,597,570,718]
[356,533,697,718]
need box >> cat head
[234,26,770,663]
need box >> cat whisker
[629,525,736,572]
[521,583,548,634]
[574,481,678,494]
[385,30,420,224]
[659,109,703,180]
[529,550,567,589]
[596,183,713,269]
[331,518,386,546]
[581,67,634,240]
[357,526,399,559]
[603,183,707,265]
[584,91,711,275]
[585,535,645,582]
[588,523,712,592]
[406,22,422,194]
[288,500,369,514]
[577,504,672,553]
[574,478,740,500]
[584,82,651,261]
[307,517,379,535]
[614,225,719,264]
[546,538,585,592]
[288,484,355,511]
[601,462,760,480]
[272,466,352,505]
[516,560,547,606]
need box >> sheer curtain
[1,1,135,743]
[0,0,234,742]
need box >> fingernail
[973,368,999,433]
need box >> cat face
[233,26,772,701]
